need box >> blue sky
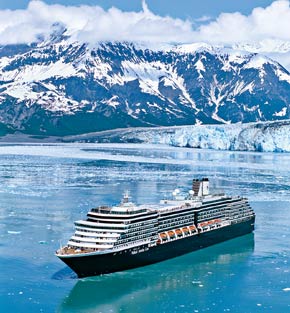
[1,0,276,19]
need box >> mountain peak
[0,40,289,136]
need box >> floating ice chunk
[7,231,21,234]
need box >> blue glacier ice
[110,120,290,153]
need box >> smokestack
[192,178,209,196]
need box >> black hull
[58,217,255,278]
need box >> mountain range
[0,33,289,136]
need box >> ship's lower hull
[58,217,255,278]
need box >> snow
[5,84,38,102]
[194,59,205,79]
[275,68,290,84]
[162,77,177,89]
[172,43,214,54]
[1,59,76,83]
[37,92,81,113]
[234,40,290,54]
[232,81,254,96]
[91,57,113,81]
[0,40,288,121]
[0,55,84,112]
[112,121,290,153]
[274,107,287,117]
[244,55,270,69]
[227,51,250,64]
[101,96,120,108]
[233,39,290,71]
[121,60,166,96]
[194,60,205,72]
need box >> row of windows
[197,215,224,223]
[75,227,123,237]
[128,219,158,228]
[199,206,228,216]
[160,207,197,219]
[75,223,126,230]
[200,198,239,209]
[228,212,254,220]
[127,223,158,233]
[225,206,253,215]
[87,212,158,224]
[117,233,156,245]
[159,220,194,232]
[200,198,249,212]
[159,214,194,225]
[198,210,225,217]
[121,228,158,239]
[87,217,125,224]
[75,234,116,241]
[69,238,112,245]
[199,206,227,215]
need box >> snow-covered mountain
[0,35,290,136]
[64,120,290,153]
[233,39,290,71]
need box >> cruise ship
[56,178,255,277]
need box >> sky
[0,0,289,53]
[0,0,278,20]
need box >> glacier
[132,121,290,152]
[65,120,290,153]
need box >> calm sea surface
[0,143,289,313]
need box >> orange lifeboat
[175,229,182,236]
[182,227,189,233]
[189,225,196,233]
[168,231,175,238]
[160,233,167,239]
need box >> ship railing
[212,192,226,197]
[92,207,148,215]
[91,206,112,214]
[159,202,200,214]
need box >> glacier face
[0,38,290,136]
[68,120,290,153]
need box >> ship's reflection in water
[58,234,254,313]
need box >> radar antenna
[122,190,131,204]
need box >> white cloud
[0,0,194,45]
[195,0,290,44]
[0,0,290,68]
[194,16,213,23]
